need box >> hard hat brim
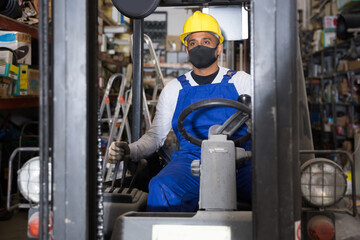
[180,31,224,46]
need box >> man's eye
[204,40,210,45]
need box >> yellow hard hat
[180,11,224,46]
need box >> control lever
[119,156,131,192]
[108,158,122,193]
[215,94,251,136]
[127,158,148,194]
[238,94,252,134]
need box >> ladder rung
[147,100,158,106]
[100,118,124,123]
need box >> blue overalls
[146,70,252,212]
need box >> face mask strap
[214,42,220,57]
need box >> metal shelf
[307,69,360,80]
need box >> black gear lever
[118,156,131,192]
[127,159,148,194]
[214,94,251,139]
[237,94,251,107]
[108,158,122,193]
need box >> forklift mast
[47,0,301,239]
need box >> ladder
[101,73,153,181]
[100,73,130,180]
[103,34,165,181]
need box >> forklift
[24,0,360,239]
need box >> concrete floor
[0,209,29,240]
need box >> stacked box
[323,16,337,29]
[0,62,19,80]
[27,68,39,96]
[14,65,39,96]
[0,31,32,65]
[321,29,336,47]
[0,77,13,98]
[0,49,14,64]
[0,62,39,96]
[18,64,28,95]
[337,0,360,9]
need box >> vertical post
[53,0,98,239]
[225,41,235,70]
[132,19,144,142]
[252,0,300,239]
[88,1,99,239]
[39,0,50,239]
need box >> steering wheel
[177,98,251,147]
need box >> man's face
[186,32,221,53]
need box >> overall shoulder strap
[177,74,191,87]
[221,70,237,83]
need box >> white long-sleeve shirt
[129,66,251,161]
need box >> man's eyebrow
[188,37,213,42]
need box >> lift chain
[97,107,104,240]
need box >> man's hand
[108,141,130,164]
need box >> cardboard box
[19,64,28,95]
[0,62,19,80]
[337,0,360,9]
[28,68,39,96]
[336,115,349,127]
[337,59,348,72]
[0,31,32,65]
[0,49,14,64]
[312,29,322,53]
[347,59,360,71]
[321,29,336,47]
[14,65,39,96]
[337,59,360,71]
[338,77,350,95]
[166,35,182,51]
[324,1,338,15]
[0,77,13,98]
[323,16,337,29]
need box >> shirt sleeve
[128,79,180,161]
[231,71,252,97]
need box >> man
[109,11,252,212]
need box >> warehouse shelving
[304,34,360,150]
[0,14,39,109]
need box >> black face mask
[188,45,218,69]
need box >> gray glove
[108,141,130,164]
[246,119,252,134]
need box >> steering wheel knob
[237,94,251,107]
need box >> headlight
[17,156,52,203]
[300,158,347,207]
